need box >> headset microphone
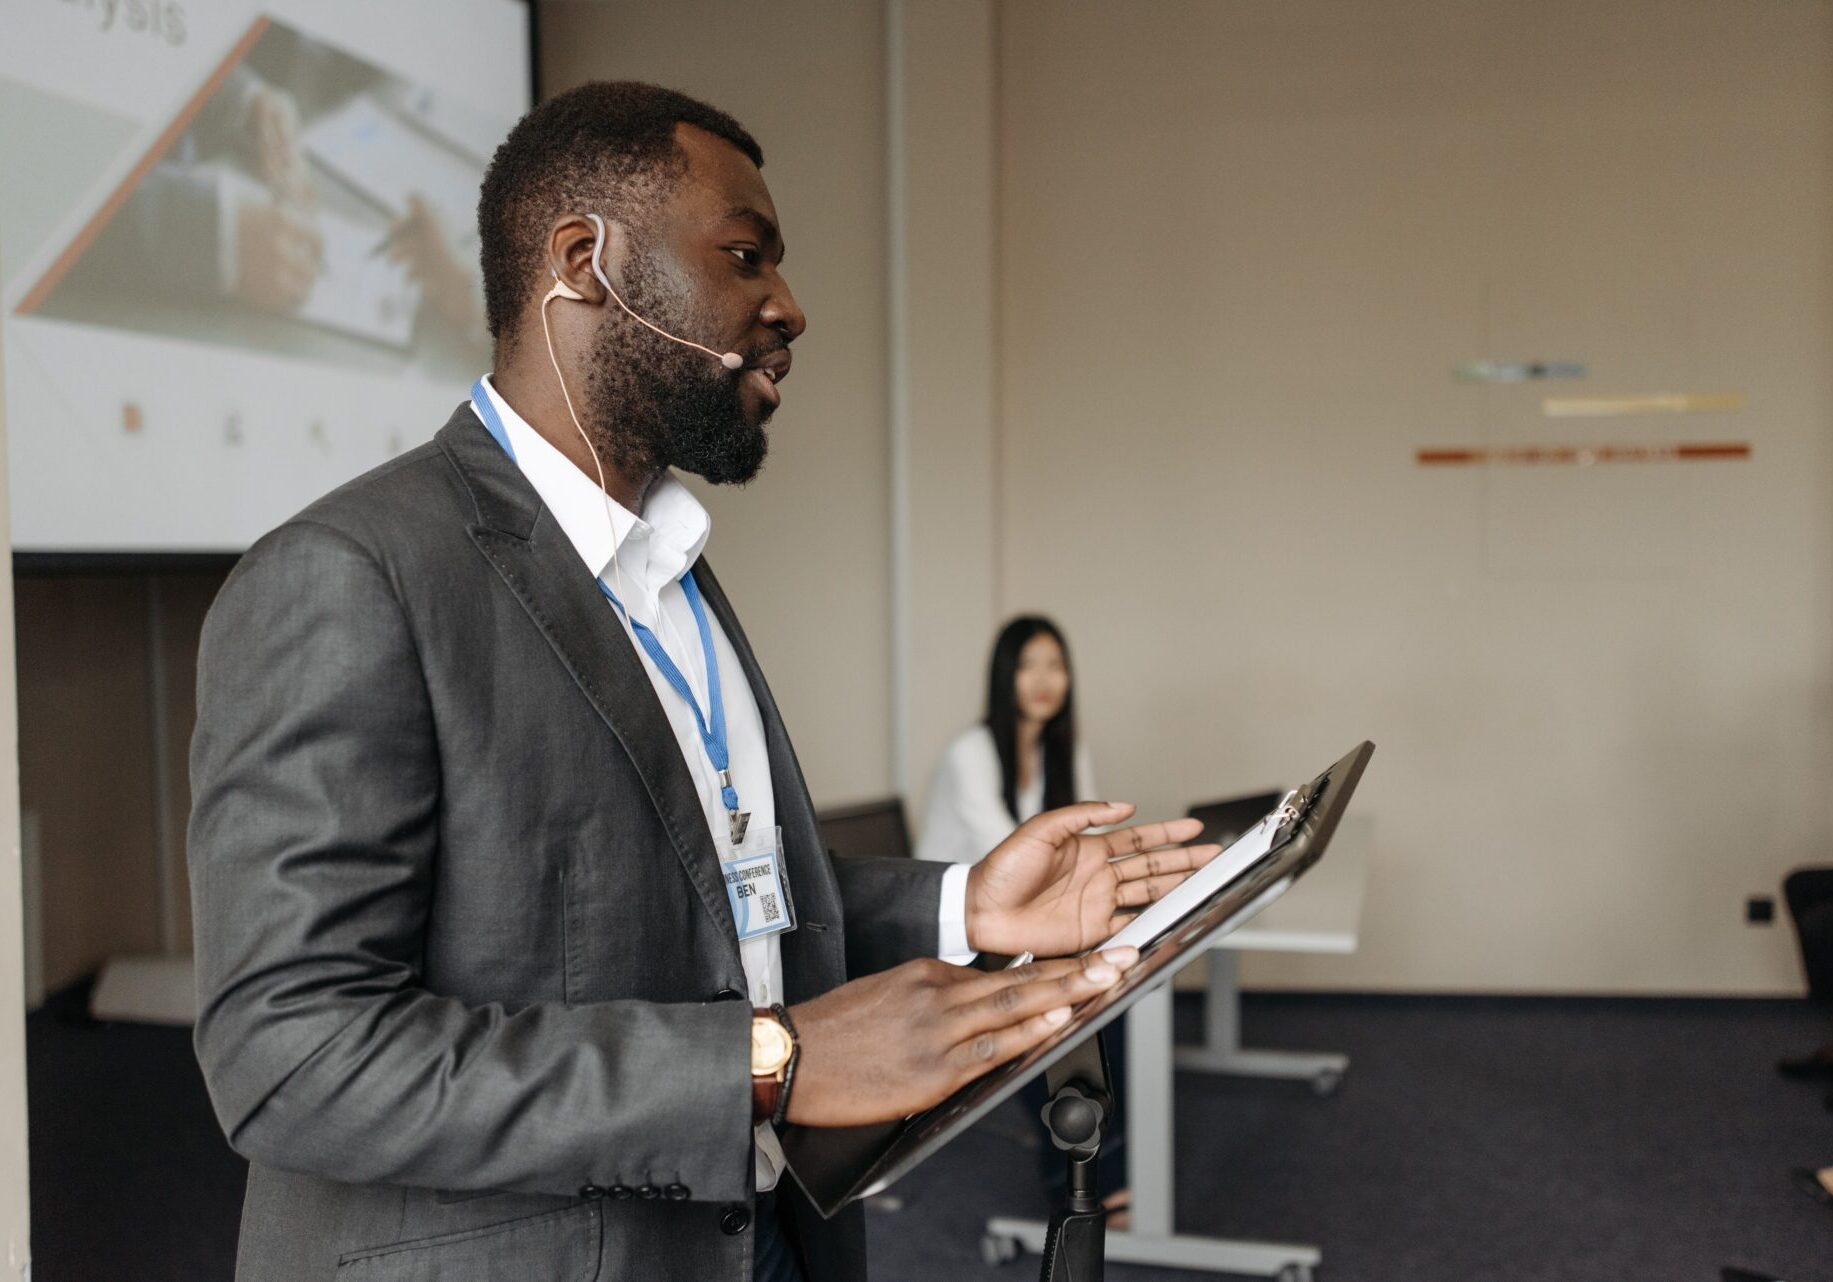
[549,213,744,369]
[537,213,746,641]
[536,211,747,609]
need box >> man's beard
[580,254,773,487]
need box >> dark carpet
[27,989,1833,1281]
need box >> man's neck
[492,356,662,514]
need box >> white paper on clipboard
[1097,795,1293,952]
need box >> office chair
[815,796,913,861]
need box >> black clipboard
[782,740,1376,1217]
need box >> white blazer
[915,724,1098,863]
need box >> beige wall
[540,0,897,805]
[891,0,1003,801]
[996,0,1833,993]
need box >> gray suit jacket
[188,404,948,1281]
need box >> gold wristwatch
[750,1005,798,1124]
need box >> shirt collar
[477,375,711,599]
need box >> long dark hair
[985,615,1078,823]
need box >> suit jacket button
[665,1183,689,1200]
[609,1184,634,1200]
[637,1183,659,1199]
[578,1183,605,1200]
[713,987,744,1001]
[720,1206,751,1235]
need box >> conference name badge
[722,828,796,942]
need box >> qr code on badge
[761,892,781,924]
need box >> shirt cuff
[937,862,977,965]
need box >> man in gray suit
[189,82,1215,1281]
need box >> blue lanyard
[471,377,517,459]
[597,573,738,817]
[470,380,743,823]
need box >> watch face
[751,1017,794,1074]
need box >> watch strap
[752,1074,779,1123]
[770,1002,799,1128]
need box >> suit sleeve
[188,520,754,1202]
[828,855,949,978]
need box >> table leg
[1173,949,1347,1094]
[1127,974,1174,1238]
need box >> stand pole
[1037,1032,1111,1282]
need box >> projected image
[17,16,493,372]
[0,0,526,551]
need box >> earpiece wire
[541,291,698,679]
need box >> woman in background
[918,615,1097,864]
[917,615,1128,1220]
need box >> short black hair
[477,81,763,346]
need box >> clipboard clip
[1268,779,1321,850]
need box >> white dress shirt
[916,725,1098,864]
[475,377,971,1188]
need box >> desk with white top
[984,817,1368,1281]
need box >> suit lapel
[437,409,739,956]
[690,561,846,999]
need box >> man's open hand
[785,948,1136,1127]
[964,803,1221,958]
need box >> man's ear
[546,214,634,305]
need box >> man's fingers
[1110,841,1221,882]
[953,948,1136,1028]
[948,947,1139,1075]
[950,955,1082,1000]
[1114,871,1202,909]
[946,1005,1076,1075]
[1098,816,1203,859]
[1014,800,1139,848]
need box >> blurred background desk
[1177,818,1369,1093]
